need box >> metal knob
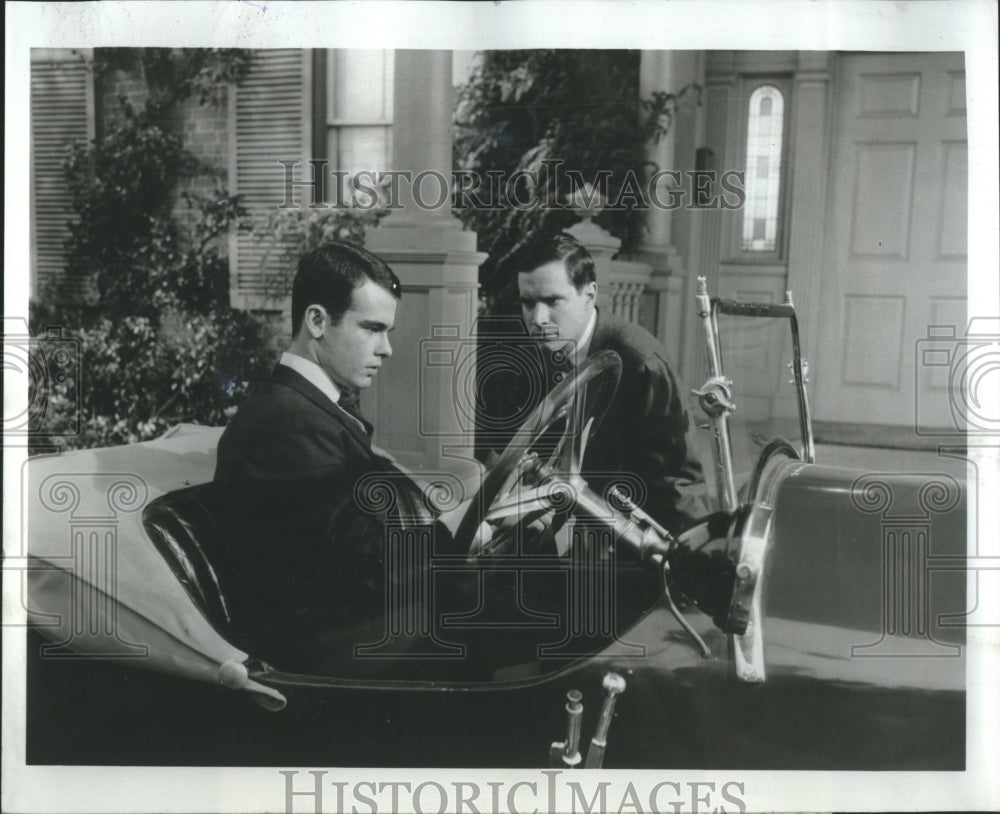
[584,673,626,768]
[563,690,583,763]
[549,689,583,767]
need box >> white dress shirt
[279,352,342,406]
[570,308,598,367]
[279,351,372,437]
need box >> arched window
[741,85,784,252]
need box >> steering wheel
[454,350,623,556]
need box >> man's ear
[304,304,327,338]
[584,281,598,304]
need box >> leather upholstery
[143,484,235,636]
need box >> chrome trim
[729,453,803,683]
[694,277,740,511]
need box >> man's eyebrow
[359,319,393,330]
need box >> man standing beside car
[482,232,706,538]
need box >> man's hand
[468,508,554,557]
[639,524,672,562]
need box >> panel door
[814,53,967,428]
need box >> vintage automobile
[23,279,967,769]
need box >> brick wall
[98,65,232,229]
[99,66,229,181]
[178,92,230,194]
[99,71,148,121]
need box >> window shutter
[229,50,311,310]
[30,53,94,302]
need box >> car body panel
[25,422,967,768]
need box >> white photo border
[4,1,999,812]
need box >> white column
[382,50,459,228]
[638,50,702,378]
[363,50,486,474]
[640,51,678,252]
[783,52,832,420]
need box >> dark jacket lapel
[269,365,374,444]
[587,309,613,357]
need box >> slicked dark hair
[291,242,401,336]
[499,232,597,290]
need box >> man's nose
[531,303,551,325]
[377,334,392,358]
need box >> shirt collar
[279,352,341,407]
[570,308,598,366]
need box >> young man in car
[484,232,706,538]
[214,241,456,674]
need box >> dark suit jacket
[479,311,706,536]
[582,312,706,535]
[213,365,437,669]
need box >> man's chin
[549,342,577,357]
[343,375,374,390]
[533,335,565,351]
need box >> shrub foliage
[30,48,275,452]
[453,50,696,312]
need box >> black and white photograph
[4,1,999,812]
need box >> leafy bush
[60,109,240,317]
[30,309,275,450]
[30,49,277,453]
[454,50,696,312]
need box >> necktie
[337,388,372,435]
